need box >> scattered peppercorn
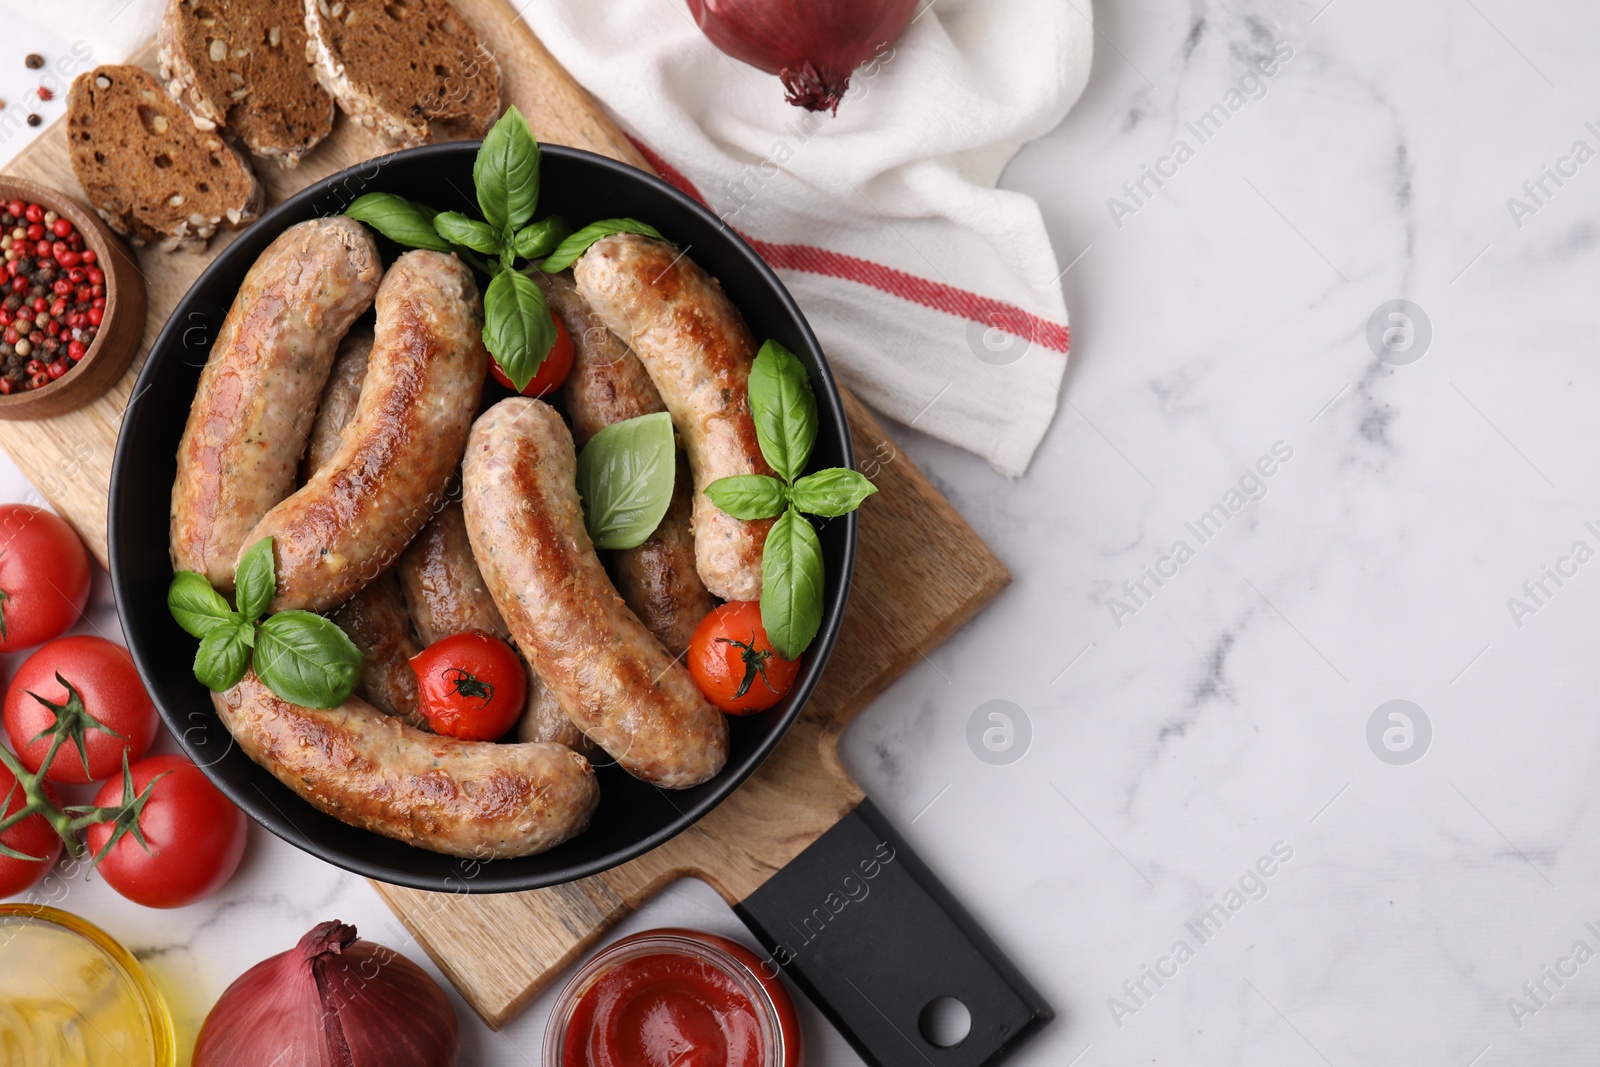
[25,114,39,128]
[0,199,100,395]
[23,54,43,70]
[35,86,52,103]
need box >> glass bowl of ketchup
[545,928,802,1067]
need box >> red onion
[193,920,459,1067]
[686,0,920,112]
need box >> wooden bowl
[0,177,145,421]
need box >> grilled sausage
[302,327,372,479]
[398,501,510,646]
[246,250,489,613]
[542,272,714,655]
[213,672,597,858]
[400,501,593,752]
[330,573,425,728]
[462,398,728,789]
[300,337,424,727]
[171,217,381,590]
[573,235,774,601]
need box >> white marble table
[6,1,1600,1063]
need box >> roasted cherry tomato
[409,631,527,741]
[0,504,90,650]
[687,602,800,714]
[489,313,573,398]
[84,755,247,909]
[4,636,158,784]
[0,758,61,898]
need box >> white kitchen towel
[26,0,1091,475]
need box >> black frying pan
[108,143,856,893]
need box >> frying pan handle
[734,799,1053,1066]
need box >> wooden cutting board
[0,0,1011,1035]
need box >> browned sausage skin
[462,398,728,789]
[400,500,593,752]
[171,217,381,590]
[246,250,489,613]
[302,326,372,480]
[398,501,510,646]
[542,272,714,656]
[214,673,597,858]
[331,573,425,728]
[300,335,424,727]
[572,235,774,602]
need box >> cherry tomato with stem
[4,636,158,784]
[489,313,573,398]
[84,755,247,909]
[0,504,90,650]
[687,601,801,714]
[0,757,62,898]
[409,631,527,741]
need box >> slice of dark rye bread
[305,0,501,149]
[67,66,264,251]
[158,0,335,167]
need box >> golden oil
[0,906,174,1067]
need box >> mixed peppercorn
[0,199,104,394]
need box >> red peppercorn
[28,371,48,390]
[56,250,79,269]
[86,267,104,286]
[6,200,22,219]
[67,340,85,360]
[24,223,41,241]
[45,321,60,338]
[14,307,31,323]
[80,250,95,265]
[86,306,102,326]
[23,204,42,224]
[30,297,45,312]
[24,359,43,375]
[45,359,65,379]
[51,279,70,296]
[50,218,71,239]
[0,379,12,396]
[66,267,83,283]
[37,87,53,103]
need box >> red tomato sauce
[563,950,767,1067]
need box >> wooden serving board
[0,0,1012,1038]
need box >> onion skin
[686,0,919,112]
[193,921,460,1067]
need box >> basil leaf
[705,474,788,520]
[576,412,677,550]
[748,340,817,484]
[167,571,234,638]
[194,621,253,692]
[433,211,503,255]
[483,270,556,392]
[540,218,664,273]
[233,537,276,623]
[474,105,540,236]
[760,507,824,661]
[514,216,572,261]
[789,468,876,517]
[253,611,363,709]
[345,192,451,252]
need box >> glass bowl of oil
[0,904,175,1066]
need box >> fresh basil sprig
[539,218,664,274]
[704,341,876,660]
[344,193,451,253]
[167,538,363,709]
[576,412,678,550]
[344,109,664,393]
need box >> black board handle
[735,798,1054,1066]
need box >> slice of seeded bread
[67,66,264,251]
[158,0,335,167]
[304,0,501,149]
